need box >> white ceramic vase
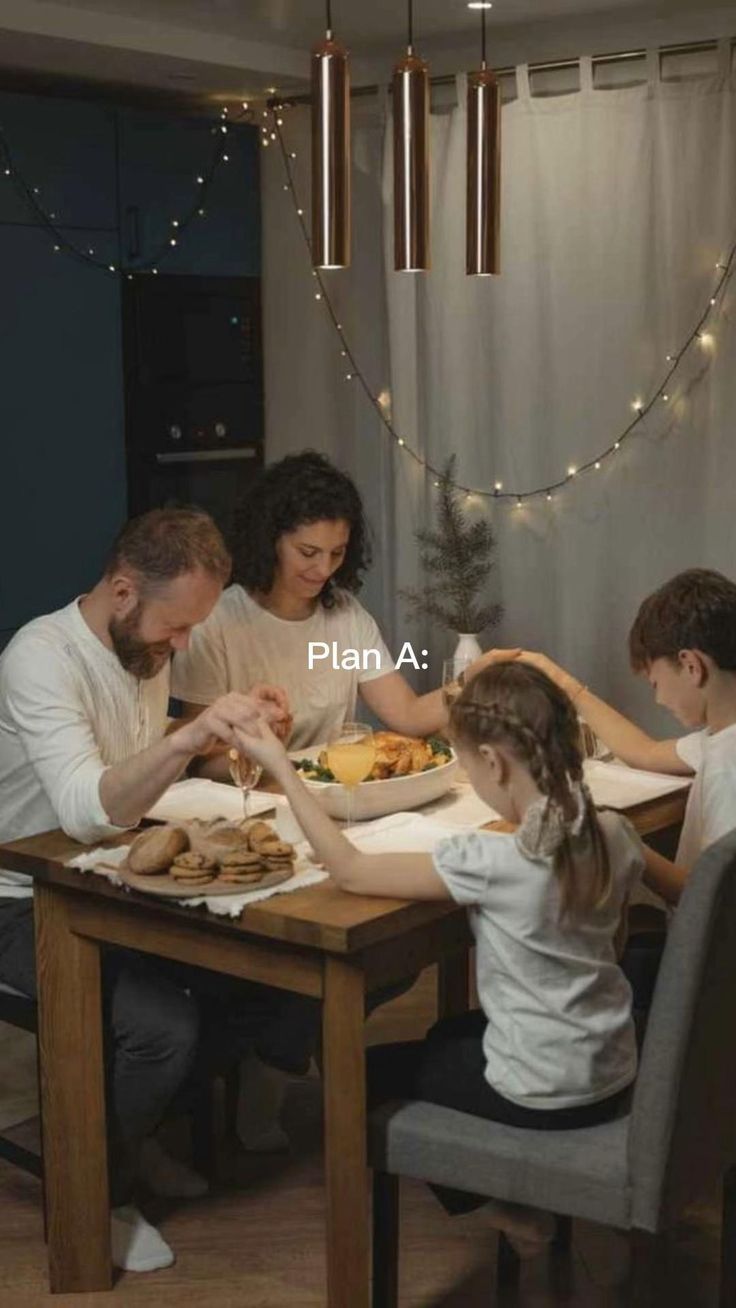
[453,632,483,672]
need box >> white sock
[110,1205,175,1273]
[236,1052,290,1152]
[138,1135,209,1199]
[486,1200,556,1259]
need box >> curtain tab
[717,38,732,81]
[516,63,531,101]
[646,48,661,87]
[579,56,594,93]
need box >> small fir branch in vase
[399,457,503,635]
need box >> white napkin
[66,843,328,917]
[67,844,129,885]
[146,778,277,825]
[341,811,468,854]
[181,864,329,917]
[583,759,691,810]
[425,782,501,827]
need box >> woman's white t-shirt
[171,585,394,749]
[432,811,644,1110]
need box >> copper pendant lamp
[466,3,501,275]
[311,0,351,269]
[392,0,430,272]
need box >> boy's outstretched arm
[641,845,688,905]
[478,649,693,776]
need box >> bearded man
[0,508,298,1273]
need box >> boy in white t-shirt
[501,569,736,903]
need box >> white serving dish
[291,747,458,821]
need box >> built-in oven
[122,273,264,547]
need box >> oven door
[127,446,262,549]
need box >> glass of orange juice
[325,721,376,831]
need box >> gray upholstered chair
[370,827,736,1306]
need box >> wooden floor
[0,967,722,1307]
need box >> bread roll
[128,825,189,875]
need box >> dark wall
[0,91,260,644]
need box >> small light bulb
[53,244,60,252]
[516,498,523,509]
[614,441,621,450]
[283,184,289,192]
[434,480,440,487]
[546,493,552,502]
[172,219,179,227]
[595,461,601,470]
[33,187,39,194]
[568,465,577,477]
[88,247,94,255]
[662,393,669,402]
[223,153,230,162]
[494,481,503,492]
[242,101,249,110]
[108,263,116,272]
[221,125,228,134]
[632,400,643,412]
[710,297,717,306]
[345,372,353,380]
[340,350,347,357]
[152,268,159,275]
[3,168,10,176]
[170,238,177,246]
[297,208,304,215]
[277,118,284,127]
[397,438,405,447]
[315,292,322,300]
[290,152,297,159]
[198,208,205,216]
[666,354,674,362]
[196,175,204,184]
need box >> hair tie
[515,781,589,860]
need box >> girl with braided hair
[233,661,645,1255]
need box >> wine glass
[441,657,473,712]
[325,722,376,831]
[228,748,263,820]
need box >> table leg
[322,956,369,1308]
[34,885,111,1292]
[437,948,471,1019]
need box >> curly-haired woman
[172,450,468,758]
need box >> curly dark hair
[629,568,736,672]
[230,451,372,606]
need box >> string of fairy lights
[0,103,254,275]
[265,99,736,508]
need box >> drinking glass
[325,721,376,831]
[441,657,473,712]
[228,748,264,819]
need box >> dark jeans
[620,930,666,1041]
[368,1009,633,1214]
[0,898,318,1203]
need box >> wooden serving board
[118,865,295,899]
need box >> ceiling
[34,0,721,48]
[0,0,735,106]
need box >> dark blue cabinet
[0,225,126,629]
[117,110,260,277]
[0,93,261,638]
[0,92,117,229]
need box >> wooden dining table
[0,782,687,1304]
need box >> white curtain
[263,44,736,732]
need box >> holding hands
[175,686,292,759]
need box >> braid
[451,663,613,921]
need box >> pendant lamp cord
[408,0,414,53]
[481,5,487,68]
[326,0,333,38]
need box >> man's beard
[109,605,172,680]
